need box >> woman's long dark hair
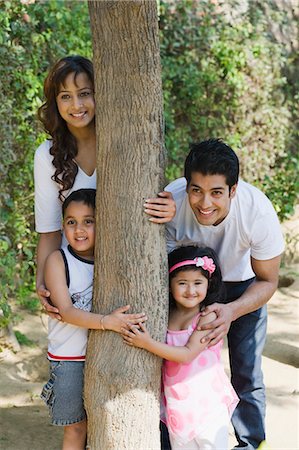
[38,55,94,201]
[168,245,226,311]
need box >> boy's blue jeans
[161,278,267,450]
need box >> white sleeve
[34,141,63,233]
[165,224,178,254]
[250,210,285,260]
[165,177,188,254]
[165,177,187,195]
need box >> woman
[35,55,175,316]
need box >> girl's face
[170,269,208,312]
[63,201,95,260]
[56,71,95,133]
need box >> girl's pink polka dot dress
[161,313,239,446]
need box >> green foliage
[159,0,298,219]
[14,330,35,347]
[261,155,299,218]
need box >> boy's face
[187,172,237,226]
[63,201,95,259]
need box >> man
[163,139,284,449]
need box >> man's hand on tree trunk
[144,191,176,223]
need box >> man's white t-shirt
[34,140,96,234]
[166,178,284,282]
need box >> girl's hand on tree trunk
[144,191,176,224]
[121,323,151,349]
[103,305,147,333]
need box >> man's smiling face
[187,172,237,226]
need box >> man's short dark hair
[184,138,239,188]
[62,189,96,217]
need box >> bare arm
[122,312,216,363]
[144,191,176,224]
[36,231,62,315]
[36,231,62,289]
[44,251,146,332]
[199,255,281,346]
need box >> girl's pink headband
[169,256,216,277]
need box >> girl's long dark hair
[38,55,94,201]
[168,245,226,310]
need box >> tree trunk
[85,1,168,449]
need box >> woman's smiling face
[56,71,95,133]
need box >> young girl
[122,245,239,450]
[41,188,147,450]
[34,55,175,316]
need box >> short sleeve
[34,140,63,233]
[165,177,188,254]
[165,225,178,253]
[250,210,285,260]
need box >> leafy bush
[159,0,297,220]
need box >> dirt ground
[0,212,298,450]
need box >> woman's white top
[34,140,96,233]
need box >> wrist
[143,336,153,352]
[229,301,242,322]
[100,314,108,331]
[36,280,44,290]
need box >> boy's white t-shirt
[34,140,97,234]
[166,177,284,282]
[47,245,94,361]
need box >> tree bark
[85,1,168,449]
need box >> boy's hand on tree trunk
[103,305,147,334]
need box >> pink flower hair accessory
[169,256,216,276]
[200,256,216,275]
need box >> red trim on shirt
[47,352,85,361]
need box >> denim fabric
[161,420,171,450]
[41,360,86,426]
[225,278,266,449]
[228,306,267,449]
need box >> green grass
[14,331,35,347]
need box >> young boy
[41,188,146,450]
